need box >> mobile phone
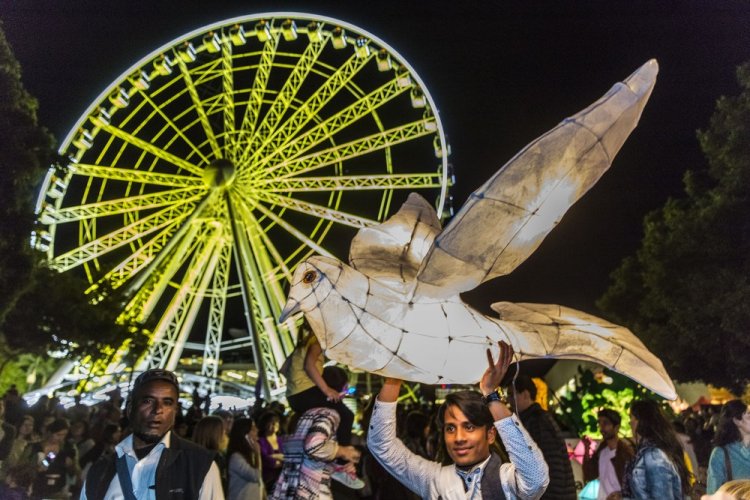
[41,451,56,467]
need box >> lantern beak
[278,299,301,323]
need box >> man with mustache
[81,369,224,499]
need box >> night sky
[3,0,750,316]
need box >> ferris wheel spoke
[244,50,374,169]
[133,92,211,166]
[220,41,236,154]
[99,123,203,176]
[49,196,202,272]
[250,251,288,344]
[266,119,436,179]
[237,36,330,167]
[234,200,293,282]
[164,230,225,371]
[253,191,376,229]
[71,163,203,188]
[234,199,294,316]
[176,58,222,159]
[121,221,207,323]
[234,36,280,162]
[86,216,186,296]
[120,192,219,300]
[258,172,445,193]
[201,236,232,381]
[142,226,224,370]
[42,187,204,224]
[225,196,277,395]
[240,78,408,180]
[229,204,287,368]
[244,198,333,258]
[229,201,278,320]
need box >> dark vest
[85,433,215,500]
[480,451,508,500]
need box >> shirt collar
[454,454,492,491]
[116,431,172,459]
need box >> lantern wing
[415,60,659,299]
[349,192,442,288]
[491,301,676,400]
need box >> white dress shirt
[80,431,224,500]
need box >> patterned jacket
[271,407,340,500]
[368,399,549,499]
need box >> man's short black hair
[597,408,622,427]
[510,374,537,400]
[435,391,496,465]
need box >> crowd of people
[0,338,748,499]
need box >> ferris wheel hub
[203,158,236,189]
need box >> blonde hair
[718,479,750,499]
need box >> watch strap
[482,390,502,405]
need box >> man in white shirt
[367,341,549,499]
[582,408,634,500]
[81,369,224,499]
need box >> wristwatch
[482,390,503,405]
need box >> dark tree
[0,268,142,362]
[598,63,750,394]
[0,25,142,382]
[0,23,54,321]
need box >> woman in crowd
[622,399,689,499]
[193,415,230,491]
[257,410,284,494]
[24,418,79,499]
[1,415,36,477]
[227,417,265,499]
[707,400,750,493]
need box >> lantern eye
[302,270,317,284]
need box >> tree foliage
[0,346,59,395]
[598,63,750,394]
[0,268,144,362]
[0,22,54,321]
[555,367,659,438]
[0,24,142,378]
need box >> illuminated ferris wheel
[34,13,451,398]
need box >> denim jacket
[623,441,684,499]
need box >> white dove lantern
[280,59,677,400]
